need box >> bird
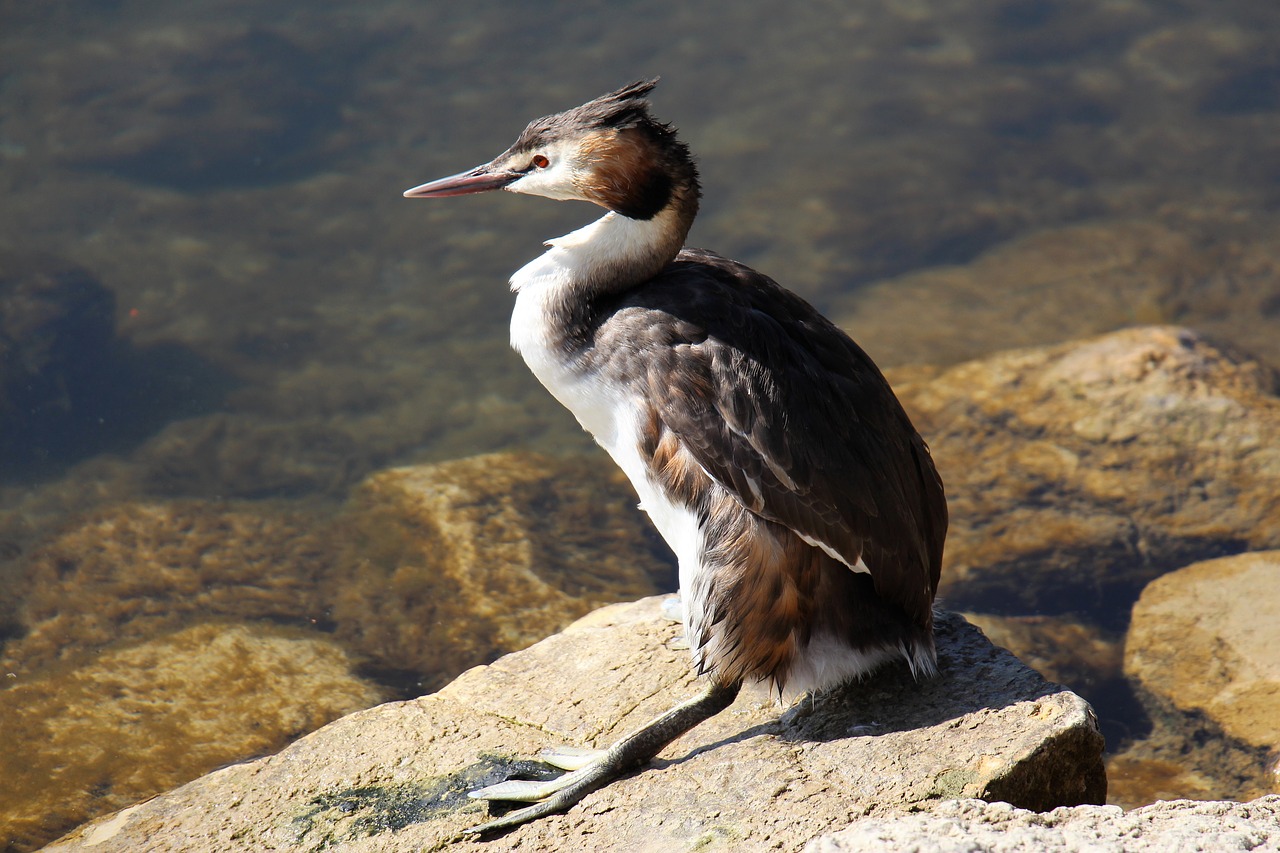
[402,79,947,834]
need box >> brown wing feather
[606,247,946,627]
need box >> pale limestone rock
[804,796,1280,853]
[0,622,380,851]
[44,598,1103,852]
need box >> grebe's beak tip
[403,162,520,199]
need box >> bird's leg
[466,678,741,835]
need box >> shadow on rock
[779,613,1062,743]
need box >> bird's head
[403,79,697,221]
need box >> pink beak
[403,163,521,198]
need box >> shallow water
[3,0,1280,847]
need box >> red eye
[531,154,550,169]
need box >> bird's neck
[511,181,698,298]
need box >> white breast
[509,237,710,653]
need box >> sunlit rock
[805,796,1280,852]
[1112,550,1280,804]
[43,599,1104,852]
[1126,551,1280,750]
[1,451,672,850]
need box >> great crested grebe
[403,79,946,834]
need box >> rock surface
[804,796,1280,853]
[1114,549,1280,802]
[45,598,1104,852]
[5,4,1280,848]
[0,622,380,852]
[4,452,666,687]
[889,326,1280,807]
[1125,550,1280,751]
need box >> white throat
[508,206,683,296]
[506,206,683,474]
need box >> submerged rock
[6,451,668,688]
[1,451,669,850]
[836,220,1199,369]
[3,501,333,677]
[43,598,1104,852]
[884,326,1280,807]
[1111,550,1280,805]
[324,452,669,691]
[893,325,1280,626]
[962,613,1124,702]
[1103,716,1272,809]
[0,622,381,852]
[834,217,1280,374]
[0,252,233,481]
[34,26,357,190]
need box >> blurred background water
[3,0,1280,848]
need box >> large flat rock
[46,598,1103,852]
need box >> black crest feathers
[512,78,664,152]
